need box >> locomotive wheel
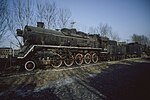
[84,53,91,64]
[64,55,74,67]
[24,60,36,71]
[92,53,99,63]
[51,54,62,68]
[75,53,83,65]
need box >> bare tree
[0,0,7,43]
[12,0,34,29]
[88,26,97,34]
[7,12,22,47]
[7,0,35,47]
[36,1,57,29]
[24,0,35,25]
[44,2,57,29]
[131,34,149,45]
[57,8,71,28]
[88,23,120,41]
[89,23,112,37]
[132,34,138,42]
[95,23,112,37]
[36,2,45,22]
[110,32,120,41]
[12,0,25,29]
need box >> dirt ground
[0,57,150,100]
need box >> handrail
[17,45,102,59]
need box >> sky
[1,0,150,48]
[54,0,150,41]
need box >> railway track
[0,62,103,78]
[0,57,146,79]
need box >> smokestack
[37,22,45,28]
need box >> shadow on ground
[88,61,150,100]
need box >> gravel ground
[0,57,150,100]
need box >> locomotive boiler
[16,22,108,71]
[17,22,100,48]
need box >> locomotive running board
[17,45,35,59]
[17,45,102,59]
[36,45,102,50]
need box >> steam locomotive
[15,22,109,71]
[0,22,150,71]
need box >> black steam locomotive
[0,22,149,71]
[14,22,109,71]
